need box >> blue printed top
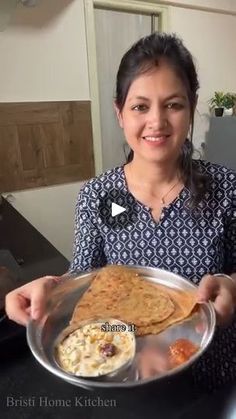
[69,160,236,390]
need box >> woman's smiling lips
[142,134,170,146]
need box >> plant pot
[214,107,224,117]
[223,107,233,116]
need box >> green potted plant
[222,92,236,116]
[209,91,225,116]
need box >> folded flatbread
[70,265,197,336]
[136,285,196,336]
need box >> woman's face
[116,61,192,165]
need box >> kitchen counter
[0,197,69,283]
[0,196,69,345]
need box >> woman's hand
[5,276,59,326]
[197,274,236,326]
[137,345,170,379]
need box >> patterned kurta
[69,160,236,390]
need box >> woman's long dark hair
[115,32,209,208]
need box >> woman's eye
[166,103,184,110]
[132,104,148,112]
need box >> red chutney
[169,338,198,367]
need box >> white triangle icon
[111,202,126,217]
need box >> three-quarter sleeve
[69,183,107,273]
[224,182,236,274]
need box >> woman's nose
[147,107,168,130]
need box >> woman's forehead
[126,64,188,100]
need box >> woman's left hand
[197,274,236,326]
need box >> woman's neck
[125,156,180,191]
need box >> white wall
[1,0,89,260]
[1,0,236,261]
[159,0,236,12]
[168,6,236,150]
[0,0,89,101]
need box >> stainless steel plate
[27,266,216,389]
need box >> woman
[6,33,236,390]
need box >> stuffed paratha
[70,265,197,336]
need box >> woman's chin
[136,150,177,165]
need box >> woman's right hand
[5,275,59,326]
[137,346,170,379]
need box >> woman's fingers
[138,347,170,379]
[214,288,235,326]
[5,291,30,326]
[197,275,219,302]
[30,280,49,320]
[197,274,236,326]
[5,275,59,326]
[138,353,154,379]
[30,276,58,319]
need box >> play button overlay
[111,203,126,217]
[98,188,138,230]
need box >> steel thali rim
[27,265,216,388]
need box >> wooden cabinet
[0,101,94,192]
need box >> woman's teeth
[143,136,167,142]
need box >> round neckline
[119,164,188,222]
